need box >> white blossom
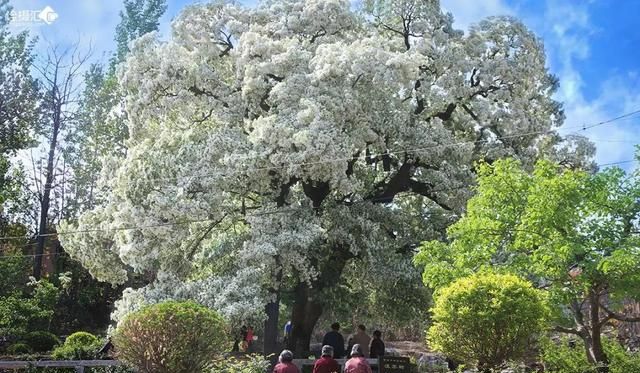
[61,0,591,323]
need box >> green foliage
[113,301,228,373]
[416,158,640,367]
[210,354,271,373]
[51,331,101,360]
[0,0,40,233]
[542,337,640,373]
[541,337,592,373]
[7,342,32,355]
[0,253,30,297]
[24,331,61,352]
[63,331,98,347]
[50,258,123,334]
[114,0,167,65]
[0,0,40,158]
[417,158,640,306]
[428,272,548,370]
[64,0,166,218]
[0,279,60,337]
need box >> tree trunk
[584,291,609,373]
[288,281,324,357]
[287,247,353,356]
[264,286,281,357]
[34,98,62,279]
[264,298,280,355]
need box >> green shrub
[64,331,98,346]
[542,336,640,373]
[0,280,59,338]
[540,337,591,373]
[24,331,62,352]
[51,331,101,360]
[427,272,548,371]
[113,300,228,373]
[210,354,270,373]
[605,338,640,373]
[7,342,32,355]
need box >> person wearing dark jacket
[369,330,385,358]
[322,322,345,359]
[313,345,341,373]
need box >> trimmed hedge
[113,301,228,373]
[51,331,101,360]
[428,272,548,370]
[7,342,32,355]
[24,331,61,352]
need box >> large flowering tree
[61,0,591,354]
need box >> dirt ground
[387,340,438,359]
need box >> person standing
[369,330,385,359]
[240,325,249,351]
[322,322,345,358]
[273,350,300,373]
[349,325,371,358]
[313,345,341,373]
[246,326,255,352]
[344,344,372,373]
[284,320,292,344]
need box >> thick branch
[302,181,330,209]
[187,86,230,108]
[434,103,457,121]
[367,160,453,210]
[552,325,582,336]
[186,214,227,260]
[600,302,640,324]
[275,177,300,207]
[346,151,361,177]
[409,179,453,211]
[218,30,234,57]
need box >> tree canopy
[60,0,591,354]
[416,157,640,370]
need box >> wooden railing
[0,359,121,372]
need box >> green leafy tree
[416,158,640,372]
[542,336,640,373]
[0,0,40,242]
[428,272,548,371]
[114,0,167,65]
[64,0,166,218]
[0,277,60,337]
[0,0,40,174]
[63,64,123,217]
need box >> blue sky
[8,0,640,168]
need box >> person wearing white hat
[344,344,372,373]
[313,345,341,373]
[273,350,299,373]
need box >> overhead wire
[0,158,636,260]
[104,108,640,186]
[2,109,640,258]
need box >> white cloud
[559,75,640,168]
[539,0,639,168]
[542,1,592,104]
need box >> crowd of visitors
[273,323,386,373]
[323,323,385,360]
